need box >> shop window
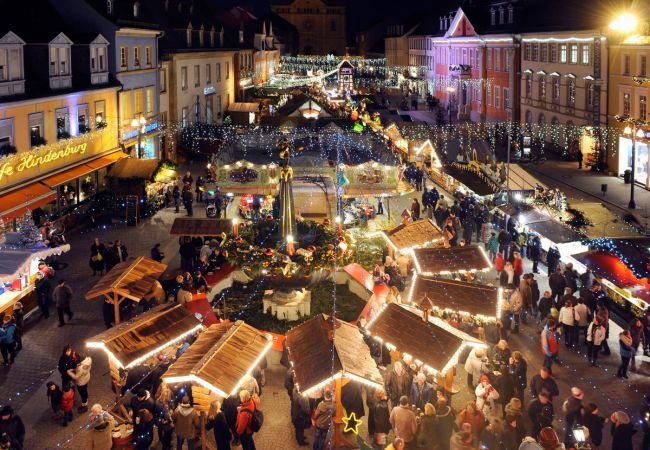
[60,183,77,207]
[97,166,109,192]
[95,100,106,129]
[79,173,96,201]
[55,108,69,140]
[77,104,89,134]
[0,118,14,150]
[28,112,45,147]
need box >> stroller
[205,190,220,218]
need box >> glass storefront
[618,137,649,186]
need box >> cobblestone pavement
[0,167,647,449]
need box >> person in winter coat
[487,232,499,260]
[61,384,75,426]
[436,396,455,450]
[530,366,559,404]
[562,387,584,446]
[618,329,634,378]
[206,400,231,450]
[538,291,553,322]
[629,318,645,369]
[494,252,506,277]
[480,416,505,450]
[504,398,525,433]
[512,253,524,286]
[546,246,561,275]
[53,279,74,327]
[390,396,418,447]
[86,405,114,450]
[610,411,636,450]
[411,199,421,221]
[417,403,438,450]
[574,298,591,344]
[371,389,391,449]
[540,320,559,374]
[0,406,24,449]
[46,382,63,420]
[497,229,511,261]
[496,366,516,418]
[0,316,16,366]
[464,348,488,388]
[153,401,174,450]
[410,372,433,411]
[457,402,485,441]
[133,408,155,450]
[527,392,553,439]
[290,386,310,446]
[89,238,107,275]
[58,345,77,386]
[491,340,512,368]
[503,414,526,450]
[586,317,606,366]
[386,361,412,407]
[174,396,199,450]
[313,390,334,450]
[505,285,523,334]
[450,423,475,450]
[558,298,578,348]
[548,268,567,304]
[581,403,606,448]
[130,389,155,420]
[509,351,527,402]
[68,356,92,412]
[475,375,500,418]
[236,390,259,450]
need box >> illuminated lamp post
[616,116,648,209]
[130,115,147,158]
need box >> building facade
[607,35,650,185]
[271,0,346,55]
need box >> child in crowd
[61,383,75,427]
[46,381,62,420]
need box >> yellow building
[607,35,650,187]
[271,0,346,55]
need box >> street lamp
[131,115,147,158]
[617,115,648,209]
[609,13,637,32]
[446,86,455,125]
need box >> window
[120,46,128,68]
[538,75,546,99]
[181,66,187,90]
[77,104,89,134]
[487,49,492,69]
[0,46,23,82]
[641,55,647,77]
[581,45,590,65]
[504,88,510,110]
[0,118,13,148]
[55,108,69,139]
[570,44,578,64]
[216,95,222,117]
[90,46,107,72]
[499,7,504,24]
[145,86,154,116]
[206,97,213,124]
[550,44,557,63]
[134,88,143,115]
[623,92,631,115]
[462,48,467,64]
[199,28,205,47]
[525,110,532,124]
[145,47,152,66]
[532,44,538,61]
[107,0,113,13]
[538,113,545,126]
[216,62,221,82]
[119,91,130,126]
[133,1,140,17]
[49,45,70,76]
[494,86,500,108]
[505,50,511,72]
[552,77,560,102]
[567,78,575,105]
[206,64,211,83]
[586,83,594,110]
[194,65,200,87]
[641,95,647,119]
[525,73,532,97]
[486,84,492,106]
[508,5,514,23]
[194,98,200,123]
[28,112,44,147]
[624,54,631,75]
[490,8,495,25]
[524,43,531,61]
[160,68,166,92]
[182,107,188,127]
[560,44,567,63]
[226,62,230,79]
[133,46,140,67]
[187,27,192,47]
[541,44,548,62]
[94,100,106,128]
[494,49,500,71]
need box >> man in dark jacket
[385,361,412,406]
[581,402,606,448]
[530,367,559,404]
[52,279,73,327]
[509,351,527,402]
[0,406,24,450]
[529,235,541,274]
[527,392,553,439]
[291,387,311,446]
[436,396,455,450]
[35,273,53,319]
[548,268,567,304]
[498,229,512,261]
[182,188,193,217]
[563,387,584,447]
[130,389,155,419]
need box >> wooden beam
[113,292,121,325]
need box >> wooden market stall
[163,321,273,449]
[286,314,383,448]
[84,256,167,324]
[381,218,444,255]
[406,276,502,322]
[365,303,485,393]
[411,245,492,275]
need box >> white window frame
[581,45,590,65]
[560,44,567,63]
[181,66,187,90]
[494,86,500,109]
[194,65,200,87]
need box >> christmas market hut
[365,303,486,392]
[411,245,492,275]
[84,256,167,324]
[380,218,444,256]
[162,321,273,449]
[286,314,383,447]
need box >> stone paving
[0,166,647,449]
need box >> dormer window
[499,7,505,24]
[490,8,495,25]
[133,1,140,18]
[440,17,443,31]
[239,30,244,44]
[199,26,205,47]
[90,35,109,85]
[107,0,113,14]
[187,24,193,47]
[0,31,25,94]
[508,4,514,23]
[210,27,216,47]
[133,46,141,67]
[49,33,72,89]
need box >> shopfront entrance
[618,136,649,187]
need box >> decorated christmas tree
[18,210,43,247]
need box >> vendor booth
[381,219,443,255]
[286,314,383,447]
[85,256,167,324]
[365,303,485,393]
[411,245,492,275]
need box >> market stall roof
[286,314,383,395]
[85,256,167,302]
[407,276,502,321]
[499,204,583,244]
[228,103,262,113]
[444,164,498,197]
[163,321,272,398]
[107,158,159,180]
[170,218,232,236]
[86,303,202,369]
[382,219,443,252]
[411,245,492,275]
[0,244,70,283]
[365,303,485,373]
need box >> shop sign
[0,141,88,182]
[123,122,159,141]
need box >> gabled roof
[382,219,444,252]
[411,245,493,275]
[85,256,167,302]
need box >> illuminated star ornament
[342,412,362,435]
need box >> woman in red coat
[512,252,524,285]
[494,252,506,277]
[61,384,75,426]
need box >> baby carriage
[205,190,220,218]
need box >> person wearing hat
[562,387,584,447]
[130,389,154,420]
[475,375,500,419]
[0,406,24,449]
[0,316,17,365]
[86,404,114,450]
[450,422,475,450]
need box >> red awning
[85,151,129,170]
[40,164,96,188]
[0,183,55,220]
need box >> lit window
[567,79,575,105]
[552,77,560,102]
[624,55,631,75]
[623,92,631,115]
[538,75,546,99]
[560,44,567,63]
[120,46,127,68]
[581,45,590,65]
[194,65,200,87]
[640,95,647,119]
[570,44,578,64]
[525,74,532,97]
[181,66,187,90]
[641,55,647,77]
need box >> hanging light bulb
[624,126,632,135]
[636,128,645,138]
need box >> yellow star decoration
[342,412,362,435]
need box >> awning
[85,151,129,170]
[41,164,95,188]
[0,183,56,220]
